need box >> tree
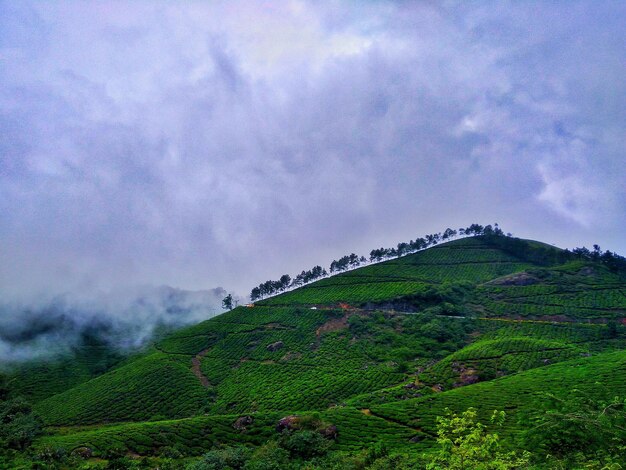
[0,397,42,450]
[427,408,530,470]
[291,274,304,288]
[278,274,291,291]
[606,320,620,339]
[187,445,251,469]
[310,265,326,280]
[370,248,385,262]
[222,294,233,310]
[348,253,360,267]
[261,280,274,297]
[245,441,289,470]
[397,242,410,257]
[442,228,457,240]
[464,224,484,236]
[278,430,332,459]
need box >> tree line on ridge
[249,223,504,301]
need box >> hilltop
[1,233,625,469]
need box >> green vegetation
[0,397,42,451]
[260,237,533,307]
[1,232,625,468]
[521,389,626,468]
[35,352,211,425]
[427,408,530,470]
[369,350,626,443]
[4,334,126,403]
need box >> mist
[0,285,228,364]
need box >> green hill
[2,234,625,468]
[259,237,535,306]
[33,349,626,457]
[369,349,626,443]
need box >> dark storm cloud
[1,0,625,306]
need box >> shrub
[187,445,251,470]
[521,390,626,464]
[427,408,530,470]
[244,441,289,470]
[0,397,42,450]
[279,430,332,459]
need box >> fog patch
[0,285,229,364]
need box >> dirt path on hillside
[316,314,350,336]
[311,312,355,350]
[191,349,211,388]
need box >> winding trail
[191,349,211,388]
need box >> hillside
[1,234,625,468]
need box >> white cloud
[537,165,606,226]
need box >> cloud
[0,285,228,364]
[0,0,624,307]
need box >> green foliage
[222,294,234,311]
[521,388,626,466]
[370,350,626,447]
[420,334,601,390]
[35,352,211,425]
[476,261,626,321]
[427,408,530,470]
[243,441,290,470]
[606,319,621,339]
[260,238,532,307]
[3,337,127,403]
[278,430,332,459]
[481,234,572,267]
[0,375,8,401]
[0,397,42,450]
[182,431,331,470]
[187,445,251,469]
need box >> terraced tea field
[477,263,626,321]
[260,237,534,306]
[369,349,626,440]
[2,235,624,468]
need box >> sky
[1,0,625,305]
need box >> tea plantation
[1,235,625,468]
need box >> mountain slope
[3,234,624,466]
[369,349,626,442]
[259,236,535,306]
[33,349,626,457]
[35,352,210,425]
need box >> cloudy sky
[1,0,625,302]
